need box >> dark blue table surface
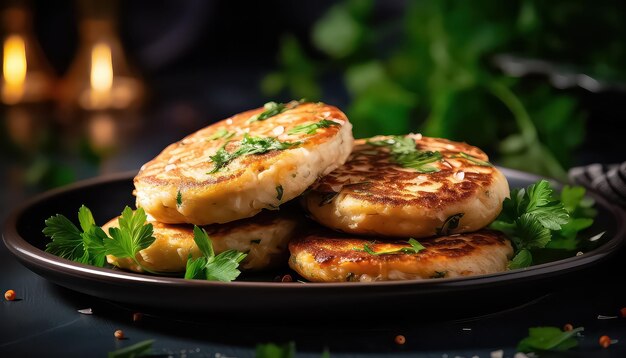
[2,231,626,357]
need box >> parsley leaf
[108,339,154,358]
[508,248,532,269]
[454,152,493,167]
[517,326,584,353]
[255,342,296,358]
[248,100,304,123]
[491,180,580,269]
[184,226,247,282]
[206,128,234,141]
[249,101,287,123]
[288,119,341,135]
[208,134,300,173]
[104,207,156,263]
[436,213,464,236]
[82,225,108,267]
[176,190,182,207]
[367,136,442,173]
[354,238,425,255]
[43,205,105,266]
[43,213,88,263]
[276,185,284,201]
[77,205,95,232]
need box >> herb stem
[488,81,567,181]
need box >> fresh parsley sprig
[517,326,584,353]
[490,180,572,269]
[248,101,288,123]
[288,119,341,135]
[208,134,300,173]
[184,226,247,282]
[247,99,304,123]
[454,152,493,167]
[44,206,248,282]
[546,185,598,250]
[367,136,442,173]
[44,205,108,266]
[354,238,425,255]
[104,207,158,274]
[44,206,159,273]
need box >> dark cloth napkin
[568,162,626,208]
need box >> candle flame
[2,35,27,104]
[90,42,113,92]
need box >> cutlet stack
[105,100,513,282]
[105,101,354,273]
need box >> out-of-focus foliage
[263,0,626,180]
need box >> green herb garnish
[108,339,154,358]
[208,134,300,173]
[256,342,297,358]
[276,185,284,201]
[436,213,464,236]
[176,190,182,207]
[546,185,597,250]
[44,206,248,281]
[354,238,425,255]
[206,128,234,141]
[248,100,303,123]
[490,180,571,268]
[44,206,161,273]
[454,152,494,167]
[104,207,157,273]
[44,205,108,267]
[517,326,584,353]
[184,226,247,282]
[288,119,341,135]
[248,102,287,123]
[367,136,442,173]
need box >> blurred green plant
[263,0,625,180]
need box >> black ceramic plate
[3,169,625,316]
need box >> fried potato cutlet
[104,209,304,273]
[135,101,353,225]
[303,134,509,238]
[289,228,513,282]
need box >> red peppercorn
[599,335,611,348]
[4,290,16,301]
[395,335,406,345]
[563,323,574,332]
[114,330,125,340]
[620,307,626,318]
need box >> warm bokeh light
[2,34,27,104]
[89,42,113,108]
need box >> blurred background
[1,0,624,221]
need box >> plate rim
[2,167,626,292]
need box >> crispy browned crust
[288,227,513,282]
[303,135,510,238]
[134,101,353,225]
[311,136,496,209]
